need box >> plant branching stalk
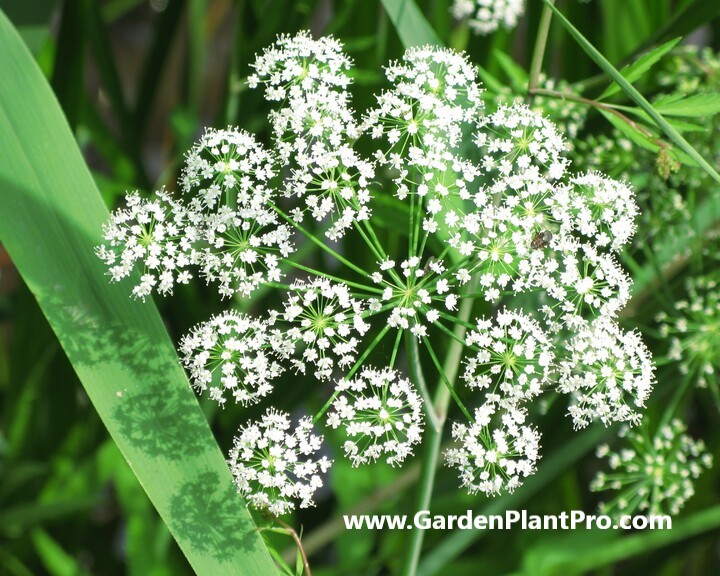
[528,0,555,96]
[405,331,442,433]
[401,288,476,576]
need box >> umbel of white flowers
[451,0,593,36]
[98,31,656,513]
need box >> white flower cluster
[445,401,540,495]
[657,276,720,390]
[557,318,654,428]
[99,128,296,300]
[451,0,525,35]
[178,311,286,407]
[228,408,332,516]
[99,32,655,513]
[370,256,459,339]
[591,420,713,516]
[327,367,424,466]
[278,279,370,380]
[450,0,593,36]
[463,311,553,404]
[249,30,373,241]
[96,190,198,299]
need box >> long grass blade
[0,10,278,575]
[544,0,720,185]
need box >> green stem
[401,287,476,576]
[272,204,370,278]
[282,259,383,295]
[528,0,555,96]
[390,329,403,368]
[657,370,695,430]
[405,331,442,433]
[421,337,472,421]
[312,324,391,424]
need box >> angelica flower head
[591,420,713,516]
[451,0,525,35]
[178,311,285,407]
[462,310,554,404]
[279,278,370,380]
[97,31,658,514]
[557,317,655,428]
[365,45,483,155]
[656,276,720,390]
[229,408,332,516]
[180,126,276,212]
[96,190,198,299]
[370,256,459,339]
[327,367,424,466]
[445,401,541,496]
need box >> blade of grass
[0,10,277,575]
[544,0,720,185]
[379,0,442,48]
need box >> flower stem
[271,204,371,278]
[528,0,555,95]
[405,331,442,433]
[281,259,383,295]
[421,336,472,421]
[312,324,391,424]
[401,288,475,576]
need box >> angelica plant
[98,31,655,517]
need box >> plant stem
[405,331,442,433]
[401,289,476,576]
[528,0,555,96]
[312,324,391,424]
[272,204,371,278]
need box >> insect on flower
[530,229,553,250]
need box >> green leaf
[545,0,720,185]
[379,0,442,48]
[598,109,659,154]
[476,64,507,95]
[598,37,681,100]
[653,93,720,117]
[493,50,528,92]
[0,10,277,576]
[519,505,720,576]
[639,0,720,51]
[32,529,91,576]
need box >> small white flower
[550,172,638,251]
[281,278,369,380]
[365,44,484,155]
[557,317,655,428]
[96,190,199,299]
[655,276,720,390]
[591,420,712,516]
[475,103,568,182]
[181,126,276,212]
[370,257,459,338]
[463,310,554,403]
[451,0,526,35]
[199,203,294,299]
